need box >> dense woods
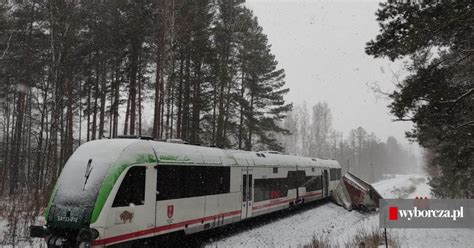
[280,102,418,183]
[0,0,290,199]
[0,0,470,246]
[366,0,473,197]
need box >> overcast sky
[245,0,417,148]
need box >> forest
[1,0,470,246]
[0,0,429,208]
[366,0,473,198]
[0,0,291,200]
[280,102,418,183]
[0,0,469,209]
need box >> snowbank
[205,174,474,248]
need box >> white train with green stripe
[30,137,341,247]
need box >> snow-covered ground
[205,174,474,248]
[0,215,45,248]
[1,174,473,247]
[373,174,431,199]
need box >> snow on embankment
[0,201,45,248]
[204,203,368,248]
[206,174,474,248]
[373,174,431,199]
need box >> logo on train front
[167,205,174,218]
[119,210,134,224]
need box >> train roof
[76,138,340,169]
[53,139,340,209]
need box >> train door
[323,169,329,197]
[241,168,253,219]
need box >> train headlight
[78,228,100,241]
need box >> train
[30,137,342,247]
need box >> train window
[311,168,315,172]
[254,180,267,202]
[248,174,253,201]
[254,178,289,202]
[302,176,322,191]
[242,174,247,202]
[156,165,230,201]
[288,171,306,188]
[156,165,184,200]
[329,169,342,181]
[273,167,278,174]
[184,166,230,197]
[112,166,146,208]
[254,170,324,202]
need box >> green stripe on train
[44,185,59,220]
[90,154,157,224]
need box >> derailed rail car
[31,138,341,247]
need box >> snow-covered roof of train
[77,139,340,169]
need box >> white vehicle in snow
[30,137,341,247]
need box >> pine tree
[366,0,473,198]
[237,9,291,151]
[0,0,292,199]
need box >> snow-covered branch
[440,88,474,106]
[1,33,13,60]
[393,117,414,122]
[456,120,474,129]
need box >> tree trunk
[36,80,49,192]
[246,93,254,151]
[176,52,184,139]
[98,68,107,139]
[211,80,218,145]
[137,61,143,136]
[65,76,74,163]
[221,80,233,147]
[165,71,173,139]
[10,89,25,195]
[112,62,120,138]
[86,82,91,141]
[1,81,11,194]
[91,62,99,140]
[153,2,166,140]
[216,41,230,148]
[123,92,130,135]
[190,61,202,145]
[181,48,191,141]
[153,57,162,139]
[129,41,140,136]
[238,68,245,150]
